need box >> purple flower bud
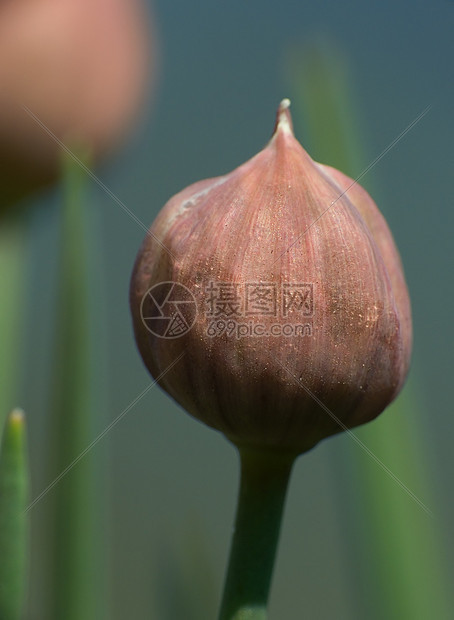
[130,100,412,455]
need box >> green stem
[0,409,29,620]
[218,447,295,620]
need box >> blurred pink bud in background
[0,0,154,210]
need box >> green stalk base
[218,447,295,620]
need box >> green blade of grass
[286,38,452,619]
[152,519,218,620]
[0,409,29,620]
[48,148,107,620]
[285,37,364,178]
[350,386,452,619]
[0,215,26,433]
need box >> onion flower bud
[130,100,412,456]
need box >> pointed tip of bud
[272,98,294,138]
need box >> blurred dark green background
[19,0,453,618]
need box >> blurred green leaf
[48,148,108,620]
[285,37,365,177]
[0,216,26,433]
[352,388,452,619]
[152,517,218,620]
[0,409,29,620]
